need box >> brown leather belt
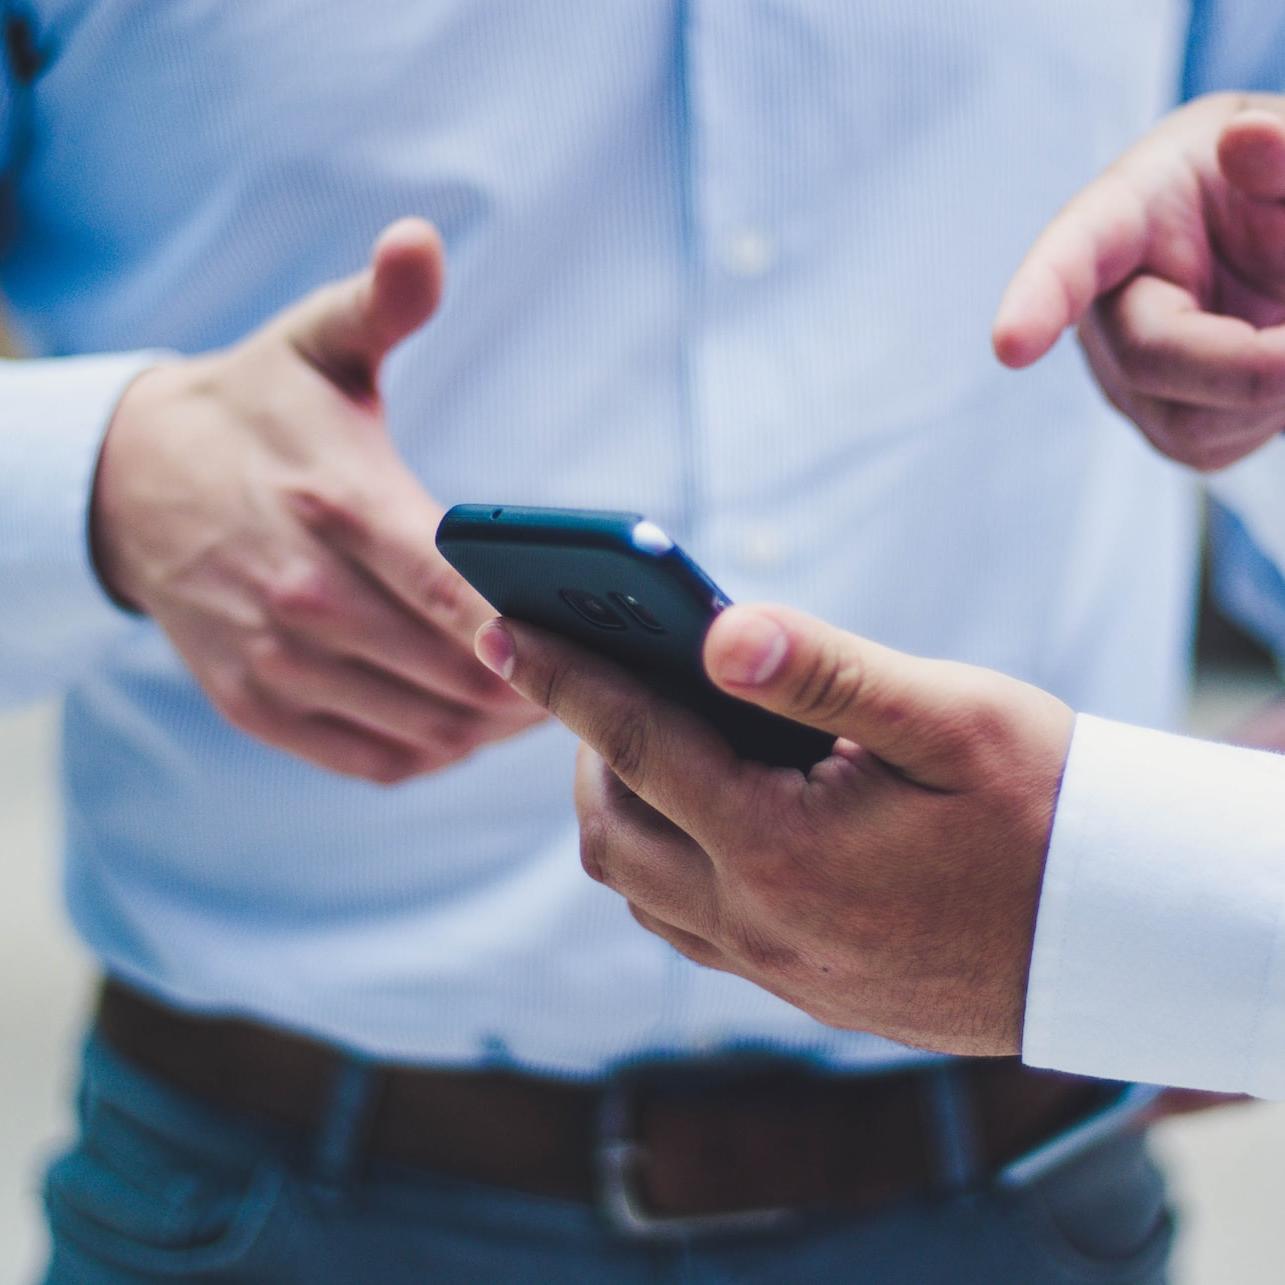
[97,978,1112,1233]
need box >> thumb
[1218,108,1285,202]
[283,217,445,398]
[703,605,1012,787]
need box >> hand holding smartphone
[436,505,835,771]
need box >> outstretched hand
[92,219,543,783]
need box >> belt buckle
[595,1067,799,1241]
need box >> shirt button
[740,524,787,571]
[722,228,776,277]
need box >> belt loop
[311,1054,380,1201]
[923,1062,980,1195]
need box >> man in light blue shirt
[3,2,1284,1281]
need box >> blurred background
[1,571,1283,1281]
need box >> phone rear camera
[609,593,666,633]
[559,589,627,630]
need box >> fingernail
[717,613,788,686]
[474,621,515,681]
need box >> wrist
[89,361,185,612]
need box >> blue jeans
[43,1034,1175,1284]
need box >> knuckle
[367,754,420,786]
[1186,445,1239,474]
[418,562,469,624]
[243,634,295,685]
[1153,417,1237,472]
[1157,401,1203,443]
[579,813,611,882]
[600,712,650,790]
[467,673,523,712]
[1114,333,1164,385]
[1238,361,1273,408]
[1150,405,1266,473]
[427,717,478,759]
[535,655,575,717]
[210,678,265,734]
[790,642,862,725]
[1194,355,1282,410]
[285,485,370,544]
[731,920,798,976]
[265,563,339,623]
[628,904,719,969]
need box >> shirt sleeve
[0,352,168,708]
[1207,501,1285,660]
[1023,713,1285,1097]
[1206,441,1285,592]
[1181,0,1285,98]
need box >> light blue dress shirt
[1,1,1283,1075]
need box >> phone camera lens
[559,589,627,630]
[609,593,666,633]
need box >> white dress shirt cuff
[0,351,167,704]
[1023,713,1285,1097]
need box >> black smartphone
[435,504,834,771]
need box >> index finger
[475,617,749,843]
[290,482,498,644]
[993,172,1149,368]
